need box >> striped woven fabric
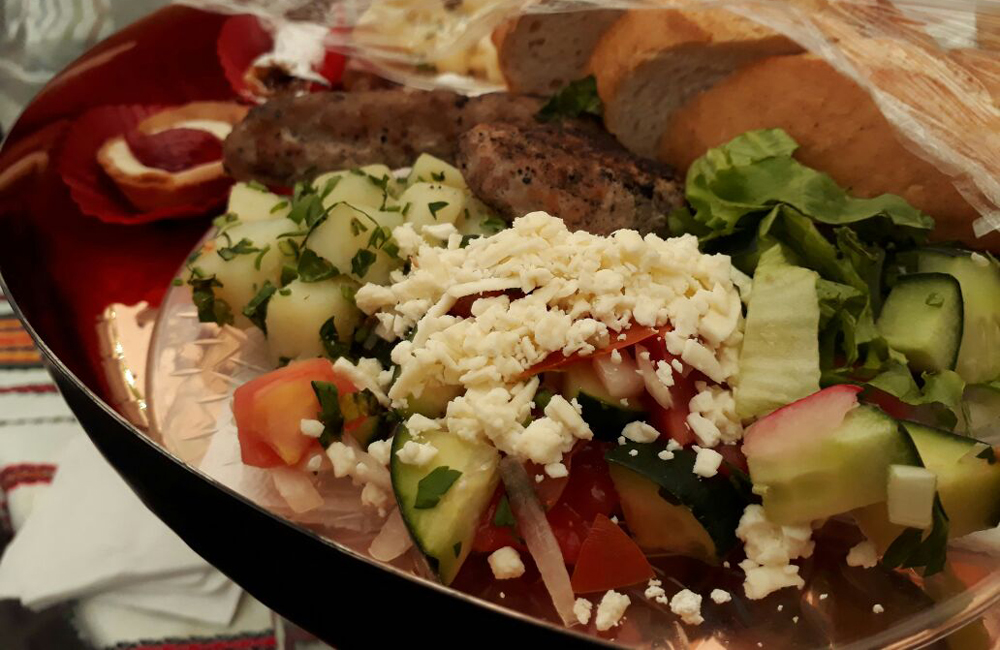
[0,296,42,369]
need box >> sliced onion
[270,467,325,514]
[499,457,577,627]
[593,349,645,399]
[369,508,414,562]
[343,435,392,492]
[634,344,672,409]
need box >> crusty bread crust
[661,53,999,249]
[589,7,802,157]
[492,10,623,95]
[98,101,248,212]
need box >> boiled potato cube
[226,182,290,221]
[187,218,301,328]
[400,182,466,230]
[305,203,404,285]
[457,197,505,237]
[265,277,361,363]
[314,164,399,209]
[407,154,468,190]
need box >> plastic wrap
[174,0,1000,238]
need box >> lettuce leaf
[866,364,966,428]
[686,129,935,236]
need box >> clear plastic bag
[174,0,1000,238]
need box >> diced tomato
[519,325,662,378]
[472,487,526,554]
[546,503,589,565]
[643,336,698,446]
[570,514,654,594]
[233,358,357,468]
[716,443,749,475]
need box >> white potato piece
[407,154,468,190]
[187,218,302,328]
[265,277,361,363]
[305,203,404,285]
[226,182,290,221]
[314,163,399,209]
[400,182,467,230]
[457,196,505,237]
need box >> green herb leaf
[430,171,446,182]
[280,264,299,287]
[459,234,478,248]
[246,180,269,192]
[171,278,184,287]
[270,200,289,214]
[481,215,507,235]
[341,284,357,306]
[320,316,351,360]
[350,217,369,236]
[319,175,341,200]
[493,495,517,529]
[414,466,462,510]
[427,201,448,220]
[253,245,271,271]
[882,497,949,576]
[925,292,944,307]
[351,248,377,278]
[297,249,338,282]
[312,381,345,448]
[533,388,554,412]
[278,287,292,296]
[212,213,239,230]
[537,75,603,122]
[187,275,234,326]
[217,237,263,262]
[367,225,392,251]
[401,202,412,217]
[340,389,380,421]
[242,281,277,333]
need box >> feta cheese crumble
[687,382,743,447]
[487,546,525,580]
[710,589,732,604]
[573,598,593,626]
[669,589,704,625]
[396,440,439,466]
[622,421,660,443]
[595,590,631,631]
[873,604,884,614]
[692,447,724,478]
[736,505,815,600]
[299,419,325,438]
[644,579,666,601]
[367,440,392,466]
[544,462,569,478]
[657,449,676,461]
[846,540,878,569]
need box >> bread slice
[661,53,999,248]
[589,8,802,157]
[492,9,623,95]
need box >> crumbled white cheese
[300,418,325,438]
[736,505,814,600]
[595,590,631,631]
[710,589,732,604]
[610,349,623,364]
[693,447,724,478]
[396,440,438,466]
[846,540,878,569]
[535,474,544,483]
[669,589,704,625]
[666,439,683,452]
[970,252,990,267]
[657,449,675,461]
[332,357,392,406]
[360,482,390,512]
[819,593,828,600]
[487,546,525,580]
[327,441,357,477]
[688,382,743,446]
[629,449,639,457]
[654,360,675,388]
[367,439,392,466]
[404,413,440,436]
[622,421,660,443]
[574,598,593,626]
[618,436,627,445]
[422,222,459,241]
[873,604,884,614]
[644,579,666,601]
[305,454,323,472]
[545,462,569,478]
[777,604,783,612]
[792,616,799,623]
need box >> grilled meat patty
[223,89,542,186]
[457,122,685,236]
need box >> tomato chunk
[520,325,661,378]
[570,514,654,594]
[233,358,356,467]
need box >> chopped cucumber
[901,420,1000,537]
[886,464,937,529]
[748,405,917,524]
[227,182,290,221]
[391,427,499,585]
[403,382,463,418]
[607,463,716,563]
[877,273,963,372]
[564,362,646,439]
[917,249,1000,383]
[606,442,750,558]
[735,250,821,420]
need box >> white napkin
[0,434,242,625]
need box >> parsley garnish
[319,175,341,200]
[350,217,369,236]
[430,171,446,182]
[459,234,478,248]
[427,201,448,220]
[297,249,338,282]
[246,180,269,192]
[217,237,263,262]
[278,238,301,260]
[402,202,412,217]
[414,466,462,509]
[493,495,517,529]
[171,278,184,287]
[280,264,299,287]
[253,245,270,271]
[341,390,380,421]
[537,75,603,122]
[188,274,234,326]
[320,316,351,359]
[212,213,239,231]
[881,497,950,576]
[242,281,276,333]
[481,215,507,234]
[533,388,554,412]
[278,287,292,296]
[311,381,345,448]
[368,225,392,250]
[341,284,357,306]
[351,249,378,278]
[270,200,289,214]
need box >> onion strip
[499,456,577,626]
[635,344,672,409]
[369,508,414,562]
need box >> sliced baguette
[492,9,623,95]
[589,7,802,157]
[661,53,999,249]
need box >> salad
[180,122,1000,635]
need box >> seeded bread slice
[589,7,802,157]
[492,9,623,95]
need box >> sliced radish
[634,344,672,409]
[742,384,862,460]
[270,467,324,514]
[369,508,414,562]
[499,457,577,626]
[593,349,645,400]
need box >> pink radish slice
[634,344,672,409]
[369,508,414,562]
[270,467,325,514]
[499,457,577,627]
[593,349,645,399]
[742,385,863,460]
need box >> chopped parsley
[414,466,463,509]
[278,287,292,296]
[427,201,449,220]
[270,200,289,214]
[402,202,412,217]
[280,263,299,287]
[351,248,378,278]
[537,75,603,122]
[430,171,446,182]
[187,274,234,326]
[320,316,351,359]
[493,495,517,529]
[217,236,264,262]
[881,497,950,576]
[340,390,380,421]
[318,175,341,200]
[253,245,270,271]
[171,278,184,287]
[341,284,357,306]
[212,213,239,231]
[481,215,507,234]
[242,281,277,333]
[297,249,338,282]
[246,180,269,192]
[311,380,345,448]
[350,217,369,236]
